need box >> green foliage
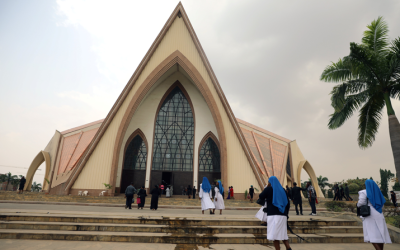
[317,175,330,189]
[244,189,248,199]
[31,182,42,192]
[320,16,400,149]
[393,182,400,191]
[380,169,394,198]
[327,189,333,198]
[44,178,50,184]
[325,201,357,213]
[348,183,360,193]
[385,216,400,229]
[0,172,18,191]
[103,183,113,189]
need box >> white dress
[267,215,288,241]
[214,187,225,210]
[165,188,170,198]
[357,190,392,244]
[199,184,215,210]
[255,201,268,222]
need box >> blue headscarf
[202,177,211,193]
[218,180,224,195]
[269,176,288,214]
[365,179,385,213]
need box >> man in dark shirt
[18,176,26,194]
[391,191,397,207]
[344,184,353,201]
[333,184,338,201]
[339,185,344,201]
[249,185,254,203]
[124,183,136,209]
[291,182,304,215]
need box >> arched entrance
[297,160,324,197]
[149,82,195,195]
[25,151,51,191]
[120,130,148,193]
[198,132,221,185]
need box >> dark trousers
[193,191,196,199]
[344,194,353,201]
[309,198,316,214]
[126,194,133,209]
[333,193,339,201]
[294,201,303,215]
[393,201,397,207]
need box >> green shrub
[385,216,400,228]
[325,201,357,213]
[348,183,360,193]
[327,190,333,198]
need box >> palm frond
[387,38,400,85]
[362,16,389,54]
[320,58,353,82]
[329,90,369,129]
[357,94,385,148]
[349,43,383,85]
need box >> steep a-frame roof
[62,2,269,193]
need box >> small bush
[325,201,356,213]
[348,183,360,193]
[327,190,333,198]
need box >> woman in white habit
[357,179,391,250]
[165,186,171,198]
[255,185,268,225]
[198,177,215,214]
[212,180,225,215]
[259,176,292,250]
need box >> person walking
[255,184,268,225]
[333,184,339,201]
[165,186,171,198]
[18,176,26,194]
[357,179,392,249]
[249,185,255,203]
[187,185,192,199]
[213,181,225,215]
[306,181,317,216]
[259,176,292,250]
[137,186,147,209]
[199,177,215,214]
[227,186,231,199]
[344,184,353,201]
[150,185,160,210]
[291,182,304,215]
[124,182,136,209]
[390,191,397,208]
[192,186,196,199]
[340,185,344,201]
[230,186,234,199]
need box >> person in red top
[230,186,234,199]
[160,184,164,196]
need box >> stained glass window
[124,135,147,170]
[199,137,220,172]
[152,87,194,171]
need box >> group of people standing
[283,182,317,216]
[332,183,353,201]
[199,177,225,214]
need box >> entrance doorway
[162,171,173,194]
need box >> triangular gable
[65,3,266,193]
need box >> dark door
[162,172,172,194]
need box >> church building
[25,3,323,198]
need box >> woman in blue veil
[212,180,225,215]
[357,179,391,249]
[199,177,215,214]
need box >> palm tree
[0,172,18,191]
[31,182,42,192]
[320,17,400,183]
[317,175,330,189]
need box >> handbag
[357,197,370,217]
[315,198,319,204]
[256,198,265,206]
[137,198,141,204]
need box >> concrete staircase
[0,214,364,244]
[0,191,324,208]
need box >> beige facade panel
[25,151,51,191]
[73,16,259,191]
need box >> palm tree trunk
[389,115,400,184]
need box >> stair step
[0,221,364,234]
[0,215,359,227]
[0,229,365,244]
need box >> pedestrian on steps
[291,182,304,215]
[187,185,192,199]
[249,185,254,203]
[192,186,196,199]
[124,182,136,209]
[213,181,225,215]
[358,179,391,249]
[230,186,234,199]
[137,186,147,209]
[306,182,317,216]
[150,185,160,210]
[199,177,215,214]
[259,176,292,250]
[227,186,231,199]
[18,176,26,194]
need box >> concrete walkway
[0,240,398,250]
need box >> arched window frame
[149,81,196,173]
[119,128,148,188]
[198,131,220,172]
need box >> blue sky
[1,0,399,186]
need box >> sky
[0,0,399,187]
